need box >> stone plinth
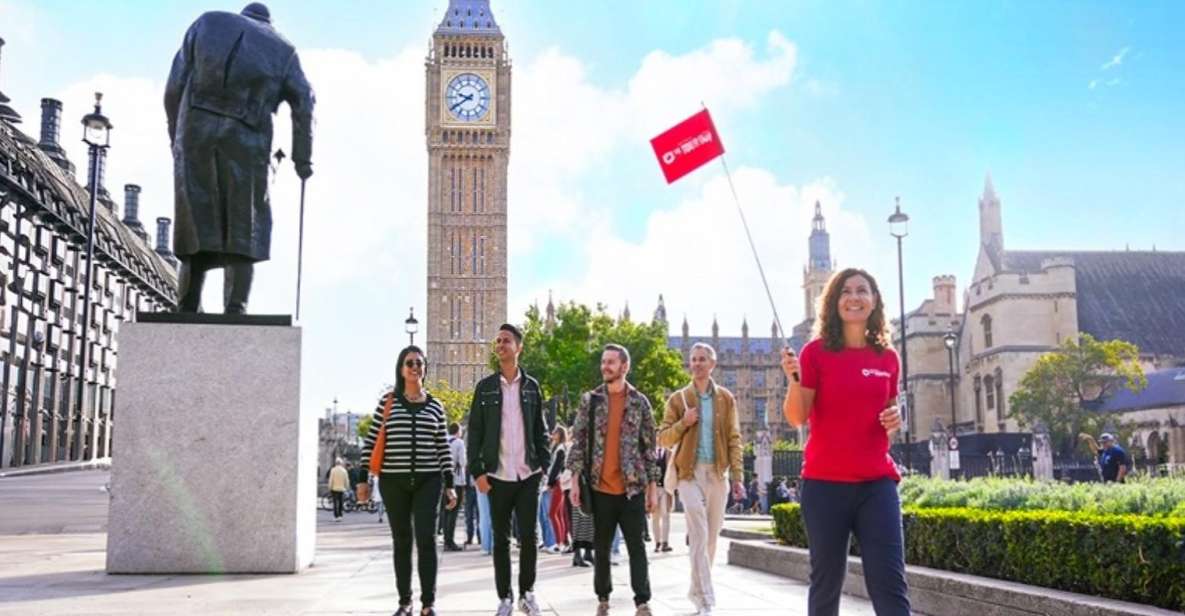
[106,321,313,573]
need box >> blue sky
[1,1,1181,416]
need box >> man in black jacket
[467,324,551,616]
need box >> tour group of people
[361,268,912,616]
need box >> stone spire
[681,314,689,339]
[711,315,719,343]
[621,301,631,322]
[545,290,556,330]
[979,172,1004,263]
[808,200,831,272]
[653,294,667,325]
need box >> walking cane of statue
[296,177,307,321]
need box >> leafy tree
[515,300,688,425]
[427,379,473,426]
[357,414,372,441]
[1007,334,1146,458]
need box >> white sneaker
[517,592,543,616]
[547,545,561,554]
[495,598,514,616]
[696,607,713,616]
[634,603,653,616]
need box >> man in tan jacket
[658,342,744,616]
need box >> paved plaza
[0,471,893,615]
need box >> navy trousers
[800,478,911,616]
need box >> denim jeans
[538,488,555,547]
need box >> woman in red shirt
[780,268,911,615]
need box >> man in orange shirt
[568,344,660,616]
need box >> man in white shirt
[467,324,551,616]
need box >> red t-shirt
[799,338,901,483]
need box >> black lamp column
[888,197,911,471]
[943,330,958,431]
[77,93,111,462]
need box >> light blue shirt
[696,390,715,464]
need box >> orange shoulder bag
[368,394,395,476]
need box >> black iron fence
[742,450,804,481]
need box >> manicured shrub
[898,475,1185,517]
[769,503,1185,611]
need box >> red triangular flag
[650,109,725,184]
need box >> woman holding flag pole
[780,269,911,615]
[652,106,910,613]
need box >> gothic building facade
[666,201,835,444]
[0,37,178,468]
[425,0,510,391]
[898,175,1185,465]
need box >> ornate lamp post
[943,329,958,431]
[77,92,111,460]
[888,197,911,471]
[405,307,419,346]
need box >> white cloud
[0,1,41,48]
[508,31,798,256]
[50,46,429,419]
[1100,46,1129,71]
[506,31,878,338]
[514,169,876,338]
[34,29,828,417]
[1088,77,1122,90]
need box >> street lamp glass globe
[404,308,419,335]
[943,331,957,349]
[888,200,909,239]
[81,93,112,147]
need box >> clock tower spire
[426,0,510,390]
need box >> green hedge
[898,476,1185,517]
[771,503,1185,611]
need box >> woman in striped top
[362,345,457,616]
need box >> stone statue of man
[164,2,315,314]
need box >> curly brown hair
[811,268,892,352]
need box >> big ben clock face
[445,73,491,122]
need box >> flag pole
[717,155,787,341]
[697,102,788,342]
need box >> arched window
[994,368,1005,418]
[984,375,995,411]
[981,314,993,348]
[973,375,983,426]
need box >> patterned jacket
[566,382,660,498]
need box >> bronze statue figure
[165,2,315,313]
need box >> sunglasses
[404,359,425,368]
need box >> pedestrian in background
[328,458,349,522]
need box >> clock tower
[426,0,510,390]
